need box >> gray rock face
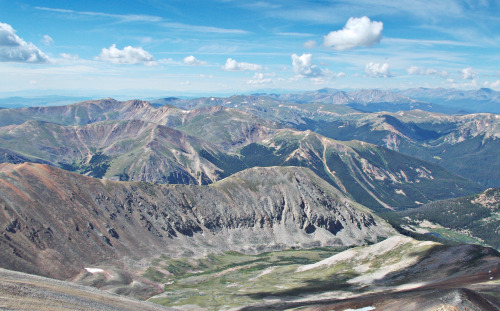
[0,163,394,280]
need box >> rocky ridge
[0,162,393,281]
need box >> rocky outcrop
[0,163,394,280]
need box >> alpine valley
[0,88,499,311]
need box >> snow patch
[85,268,104,274]
[395,189,406,196]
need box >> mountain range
[151,94,500,188]
[0,99,483,210]
[0,88,498,310]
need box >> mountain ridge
[0,162,393,280]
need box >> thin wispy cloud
[254,0,466,24]
[384,38,478,47]
[161,22,249,34]
[41,35,54,46]
[303,40,317,49]
[36,6,249,35]
[275,32,314,37]
[35,6,163,23]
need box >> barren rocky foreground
[0,268,175,311]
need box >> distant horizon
[0,86,498,102]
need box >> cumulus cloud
[483,80,500,88]
[291,53,322,78]
[407,66,448,77]
[461,67,477,80]
[222,58,261,71]
[490,80,500,87]
[97,44,156,65]
[247,72,273,85]
[183,55,205,66]
[0,22,50,63]
[324,16,383,50]
[365,62,392,78]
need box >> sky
[1,0,500,98]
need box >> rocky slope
[145,235,499,310]
[296,110,500,187]
[0,162,393,281]
[152,94,499,187]
[0,99,280,152]
[400,187,500,249]
[0,119,226,184]
[0,118,481,209]
[0,98,157,126]
[0,267,175,311]
[236,236,500,311]
[239,129,482,210]
[2,98,496,188]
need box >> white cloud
[36,7,162,23]
[291,53,322,77]
[97,44,157,65]
[183,55,205,66]
[0,22,50,63]
[484,80,500,88]
[303,40,317,49]
[222,58,261,71]
[365,62,392,77]
[407,66,448,77]
[461,67,477,80]
[247,72,273,85]
[407,66,420,75]
[324,16,383,50]
[162,22,248,34]
[447,76,477,88]
[42,35,54,46]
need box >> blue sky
[1,0,499,97]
